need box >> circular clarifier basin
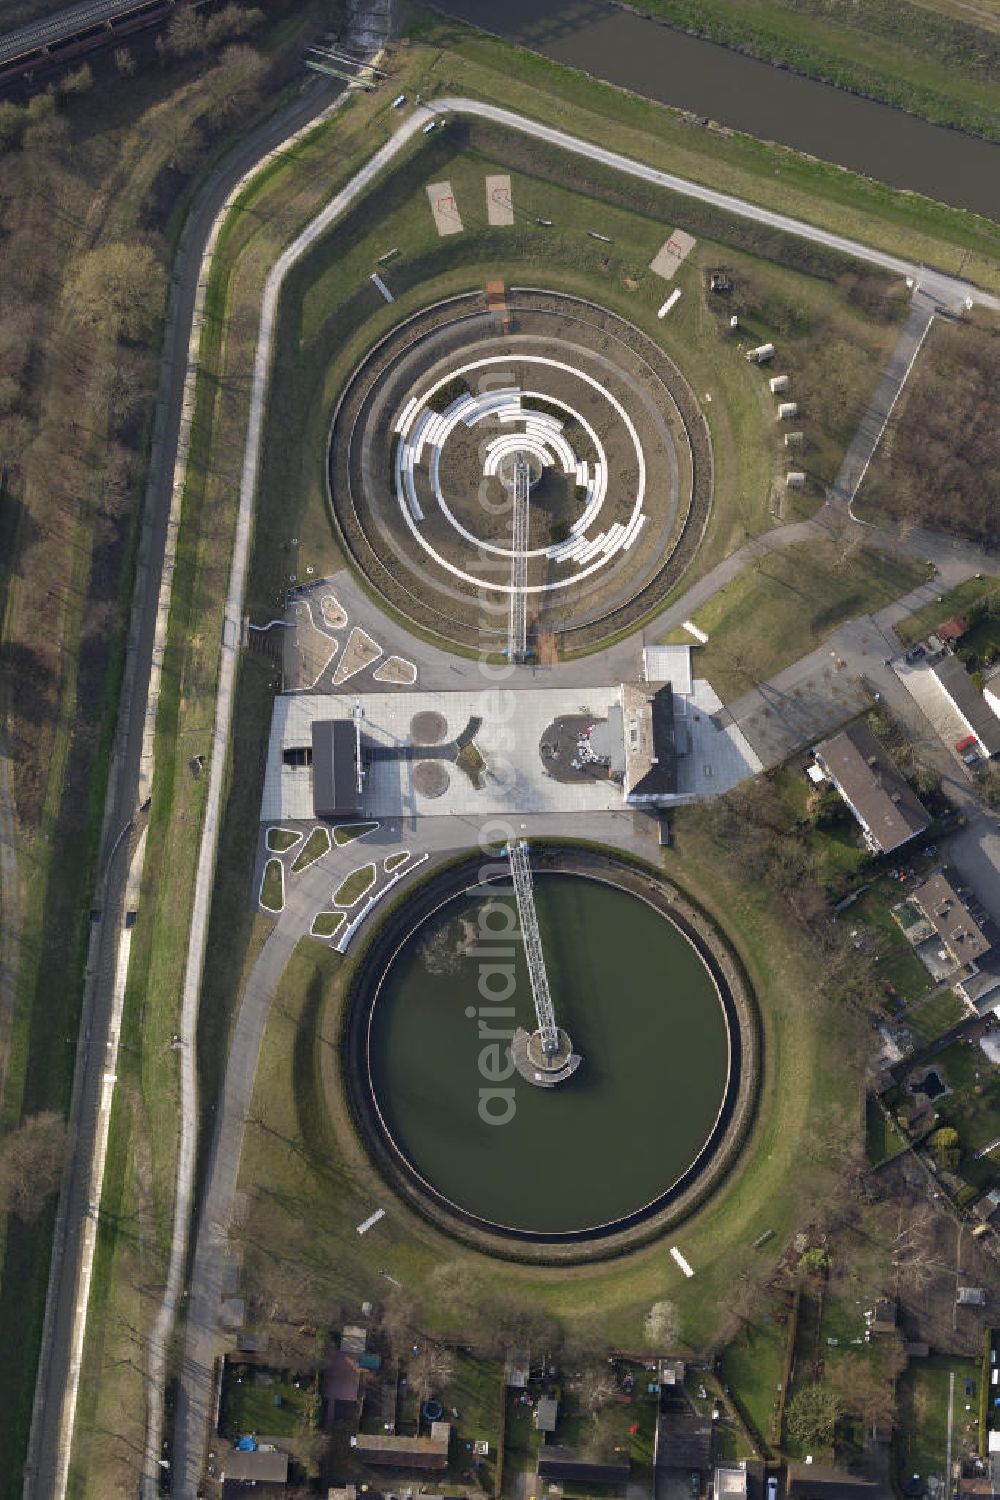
[366,872,733,1236]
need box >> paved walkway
[432,100,1000,312]
[130,74,1000,1500]
[837,288,939,512]
[22,65,345,1500]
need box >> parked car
[956,734,981,765]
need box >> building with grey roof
[311,719,361,819]
[813,721,929,854]
[929,655,1000,758]
[911,870,991,967]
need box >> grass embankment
[407,10,1000,294]
[235,813,859,1365]
[659,541,930,704]
[65,15,1000,1490]
[276,125,906,622]
[628,0,1000,140]
[0,11,336,1491]
[66,37,393,1500]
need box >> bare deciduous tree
[410,1342,456,1402]
[0,1111,68,1221]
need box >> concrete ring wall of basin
[327,288,713,656]
[338,845,760,1266]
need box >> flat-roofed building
[714,1463,748,1500]
[311,719,361,819]
[786,1463,884,1500]
[221,1444,289,1492]
[535,1396,558,1433]
[537,1446,630,1487]
[813,722,929,854]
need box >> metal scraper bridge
[507,840,582,1086]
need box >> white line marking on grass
[670,1246,695,1278]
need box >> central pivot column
[507,841,582,1087]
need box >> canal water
[368,873,730,1233]
[431,0,1000,221]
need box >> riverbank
[628,0,1000,143]
[424,0,1000,222]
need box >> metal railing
[509,840,558,1054]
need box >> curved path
[123,83,1000,1500]
[428,99,999,312]
[22,70,344,1500]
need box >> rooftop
[621,682,677,801]
[537,1445,630,1484]
[221,1446,290,1484]
[354,1425,451,1468]
[814,721,929,853]
[930,655,1000,756]
[786,1463,886,1500]
[911,870,991,964]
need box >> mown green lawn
[663,543,930,704]
[896,1355,979,1488]
[721,1304,788,1450]
[220,1368,318,1439]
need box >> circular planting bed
[341,846,758,1262]
[328,289,712,654]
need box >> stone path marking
[486,172,514,225]
[426,179,463,235]
[650,229,696,280]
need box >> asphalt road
[432,99,1000,311]
[22,71,341,1500]
[31,62,1000,1500]
[165,92,1000,1492]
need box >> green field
[628,0,1000,140]
[660,542,930,704]
[291,826,331,873]
[59,9,1000,1493]
[221,1368,319,1439]
[333,865,375,908]
[896,1355,980,1487]
[866,1095,909,1167]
